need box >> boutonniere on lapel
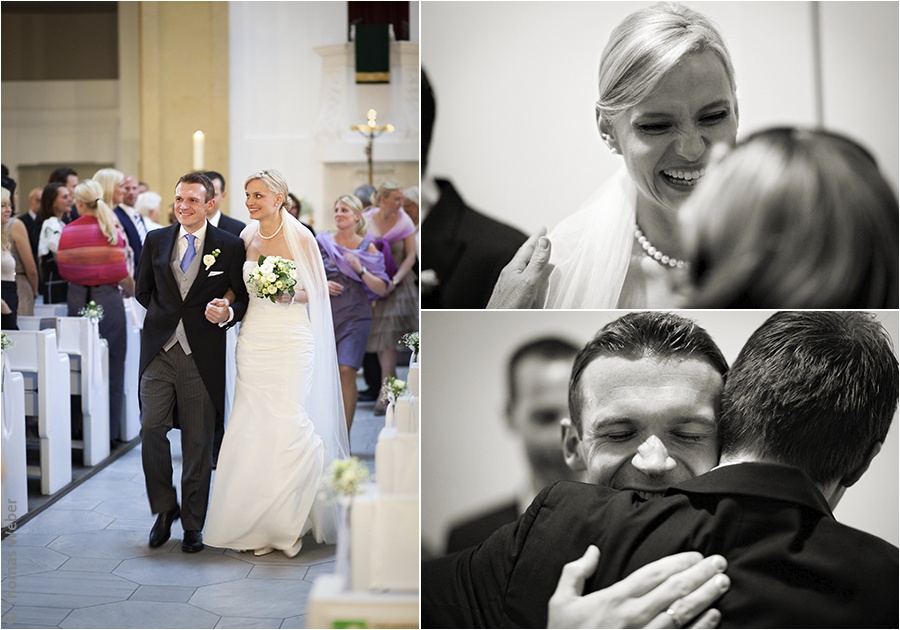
[203,248,221,271]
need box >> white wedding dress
[204,261,325,553]
[204,215,350,555]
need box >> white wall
[228,1,347,226]
[422,1,897,236]
[228,2,419,229]
[421,310,900,555]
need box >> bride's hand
[547,546,730,629]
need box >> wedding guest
[203,171,246,237]
[6,189,39,317]
[682,127,899,308]
[1,188,19,329]
[115,174,148,268]
[37,182,73,303]
[58,179,134,444]
[48,167,79,223]
[19,187,42,263]
[420,69,527,309]
[364,181,419,415]
[288,192,315,235]
[316,194,389,431]
[446,336,580,553]
[134,191,164,231]
[402,186,419,226]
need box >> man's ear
[562,417,587,472]
[597,114,621,155]
[840,441,882,488]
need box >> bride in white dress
[204,169,350,557]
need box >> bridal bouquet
[247,255,298,303]
[78,300,104,323]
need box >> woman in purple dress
[364,182,419,414]
[316,195,389,430]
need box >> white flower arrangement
[400,332,419,363]
[1,332,11,351]
[381,375,408,404]
[247,255,298,303]
[78,300,105,322]
[203,248,221,270]
[324,457,370,498]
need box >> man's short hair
[506,337,580,413]
[177,172,215,203]
[203,171,226,192]
[719,311,899,485]
[568,312,728,435]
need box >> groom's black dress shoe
[149,506,180,548]
[182,530,204,553]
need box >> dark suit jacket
[446,500,519,554]
[215,213,246,238]
[19,212,41,263]
[114,205,144,270]
[423,463,899,629]
[421,180,527,309]
[135,222,249,417]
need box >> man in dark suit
[135,172,249,553]
[419,69,528,309]
[18,187,42,264]
[423,311,899,628]
[203,171,246,237]
[114,174,146,270]
[446,336,580,553]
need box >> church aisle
[1,388,386,629]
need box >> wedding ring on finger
[665,607,683,628]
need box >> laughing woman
[532,2,739,308]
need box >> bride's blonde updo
[246,169,292,214]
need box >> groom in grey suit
[135,172,249,552]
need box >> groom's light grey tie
[180,233,197,272]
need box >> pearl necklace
[259,216,284,240]
[634,223,689,269]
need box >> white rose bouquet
[247,255,298,303]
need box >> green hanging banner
[355,23,390,84]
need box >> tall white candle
[192,130,205,170]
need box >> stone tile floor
[1,374,392,629]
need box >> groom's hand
[205,298,232,324]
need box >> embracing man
[423,311,899,627]
[135,172,250,553]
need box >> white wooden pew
[4,329,72,494]
[56,317,110,464]
[33,303,69,318]
[2,353,29,518]
[17,316,111,464]
[122,300,142,441]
